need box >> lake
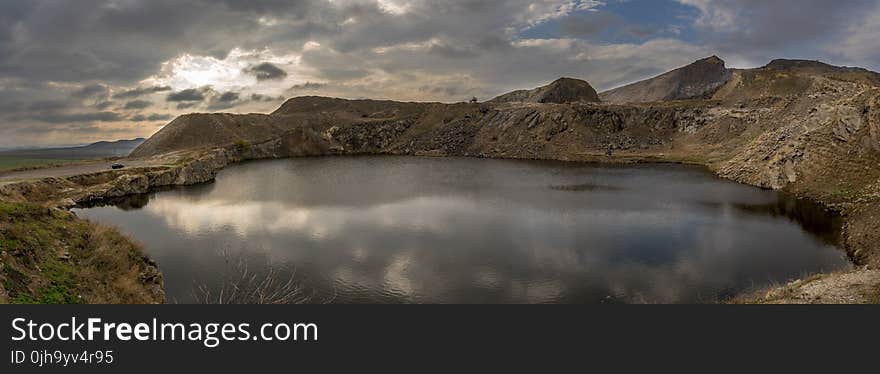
[73,156,850,303]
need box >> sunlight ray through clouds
[142,48,304,95]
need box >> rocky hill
[490,77,600,104]
[130,114,275,158]
[600,56,732,103]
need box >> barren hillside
[600,56,732,103]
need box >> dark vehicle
[111,163,125,170]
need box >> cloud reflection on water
[74,157,849,303]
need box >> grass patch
[828,186,879,204]
[830,188,862,202]
[0,156,78,172]
[10,261,79,304]
[234,140,252,153]
[2,265,29,296]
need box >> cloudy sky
[1,0,878,147]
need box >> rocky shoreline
[2,133,877,303]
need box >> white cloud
[143,48,303,94]
[375,0,411,15]
[675,0,738,30]
[518,1,607,29]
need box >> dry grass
[730,269,880,304]
[192,251,314,304]
[75,225,164,304]
[0,201,163,304]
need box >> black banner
[1,305,875,372]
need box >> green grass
[1,202,82,304]
[234,140,252,153]
[0,156,78,172]
[830,188,861,202]
[9,261,79,304]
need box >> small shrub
[234,140,252,153]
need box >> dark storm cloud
[114,85,172,99]
[166,87,212,102]
[205,89,287,109]
[123,100,153,110]
[244,62,288,81]
[94,101,114,110]
[0,0,314,83]
[71,83,110,99]
[250,93,285,102]
[26,100,70,112]
[130,113,173,122]
[218,92,240,102]
[206,91,242,110]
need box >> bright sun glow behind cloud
[143,48,303,94]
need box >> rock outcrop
[490,77,600,104]
[600,56,732,103]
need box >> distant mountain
[0,138,146,159]
[490,77,600,104]
[600,56,732,104]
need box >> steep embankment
[130,114,276,158]
[0,201,163,303]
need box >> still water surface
[74,156,849,303]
